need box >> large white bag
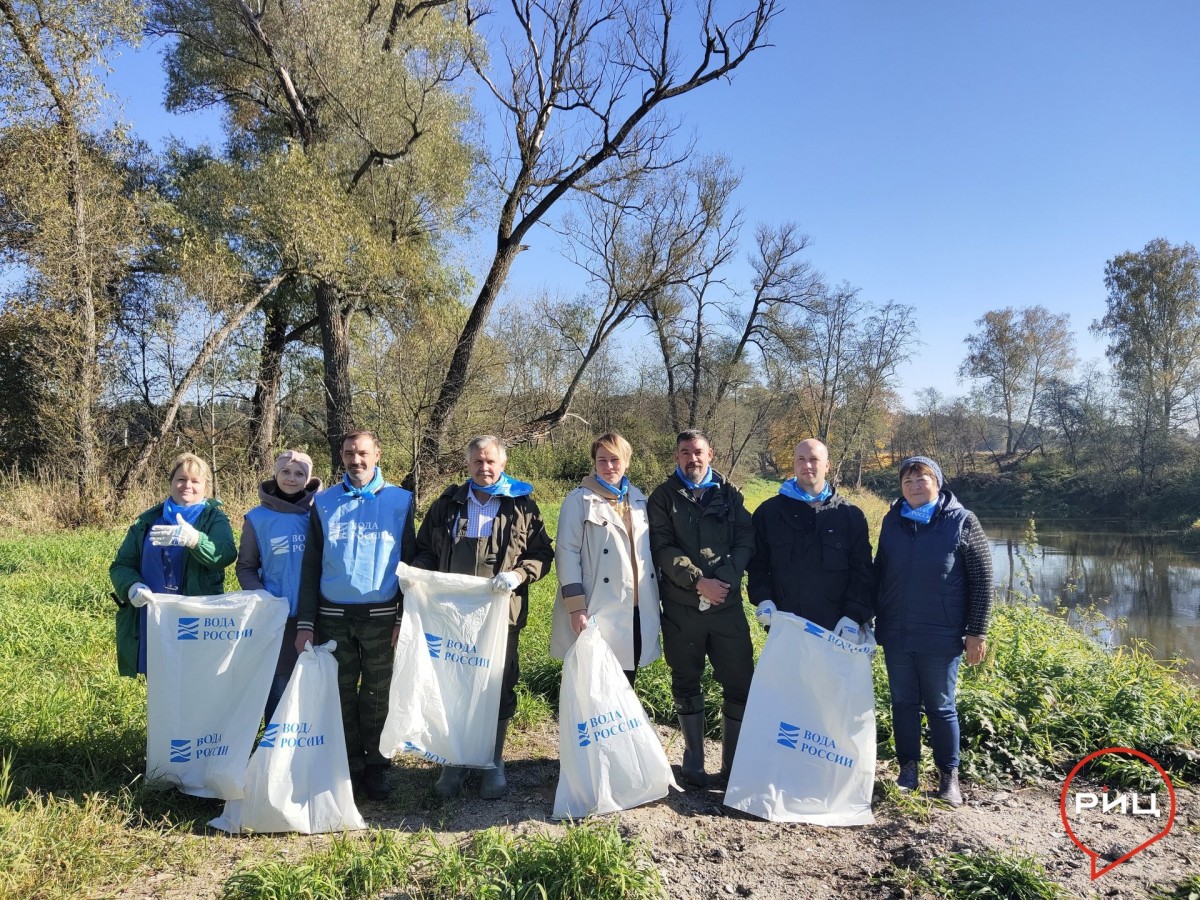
[145,590,288,799]
[723,613,877,826]
[553,624,677,819]
[209,641,366,834]
[379,564,509,767]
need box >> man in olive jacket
[412,435,554,800]
[648,429,755,788]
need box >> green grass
[880,849,1067,900]
[219,821,662,900]
[3,489,1200,897]
[1153,873,1200,900]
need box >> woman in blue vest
[236,449,321,722]
[110,453,237,677]
[873,456,993,807]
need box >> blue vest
[313,483,412,605]
[245,505,308,616]
[875,495,971,656]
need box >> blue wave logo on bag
[170,739,191,762]
[259,723,280,748]
[258,722,324,748]
[576,709,641,746]
[177,617,200,640]
[402,740,448,765]
[776,725,856,769]
[777,721,800,749]
[425,633,491,668]
[425,633,442,658]
[804,621,825,638]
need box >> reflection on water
[983,520,1200,676]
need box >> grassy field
[2,477,1199,898]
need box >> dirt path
[116,724,1198,900]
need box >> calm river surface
[983,520,1200,676]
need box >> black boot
[717,703,745,787]
[675,695,709,787]
[936,767,963,806]
[479,718,510,800]
[433,765,469,799]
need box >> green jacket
[109,499,237,677]
[647,470,755,610]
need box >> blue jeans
[884,649,962,772]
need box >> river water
[983,520,1200,676]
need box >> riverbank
[3,491,1200,898]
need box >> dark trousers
[884,648,963,771]
[624,606,643,688]
[660,601,753,714]
[318,616,394,774]
[499,627,521,721]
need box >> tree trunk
[317,280,355,471]
[247,298,289,473]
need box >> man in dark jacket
[412,435,554,800]
[746,439,874,632]
[648,429,755,788]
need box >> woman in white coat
[551,432,661,685]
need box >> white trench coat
[550,484,661,670]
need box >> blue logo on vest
[577,722,591,747]
[803,621,825,637]
[777,721,800,749]
[426,633,442,658]
[260,724,279,748]
[170,739,191,762]
[177,618,200,640]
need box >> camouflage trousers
[317,616,395,774]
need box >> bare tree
[416,0,781,482]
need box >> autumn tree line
[2,2,1198,524]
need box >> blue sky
[104,1,1200,405]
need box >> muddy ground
[116,723,1198,900]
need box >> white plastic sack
[380,563,509,767]
[145,590,288,799]
[723,612,877,826]
[210,641,366,834]
[553,624,678,819]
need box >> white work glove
[755,600,776,627]
[834,615,865,644]
[149,514,200,548]
[128,582,154,608]
[491,570,523,593]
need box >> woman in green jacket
[110,453,237,676]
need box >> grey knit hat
[899,455,944,488]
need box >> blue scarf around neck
[163,496,207,525]
[779,478,832,504]
[593,474,630,502]
[900,498,938,524]
[470,471,533,498]
[343,466,385,499]
[676,465,718,491]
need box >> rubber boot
[677,712,709,787]
[936,767,963,806]
[433,765,469,799]
[479,718,510,800]
[716,704,745,787]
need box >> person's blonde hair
[167,453,213,497]
[591,432,633,468]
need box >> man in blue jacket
[295,431,416,802]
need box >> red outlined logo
[1059,747,1177,879]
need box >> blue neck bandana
[779,478,832,504]
[163,496,206,526]
[469,472,533,498]
[676,465,718,491]
[900,499,938,524]
[593,474,630,502]
[343,467,385,499]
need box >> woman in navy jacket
[873,456,992,806]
